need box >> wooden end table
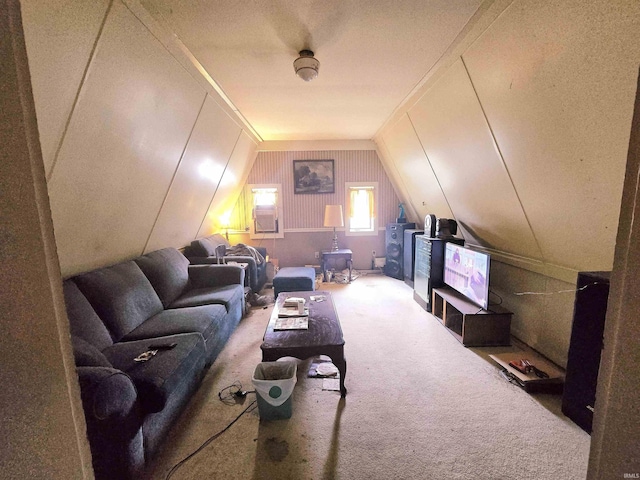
[261,291,347,397]
[321,249,353,283]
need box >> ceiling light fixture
[293,50,320,82]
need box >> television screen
[443,243,490,310]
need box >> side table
[226,261,251,313]
[321,249,353,283]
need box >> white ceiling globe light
[294,50,320,82]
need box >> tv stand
[431,287,512,346]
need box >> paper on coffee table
[274,316,309,330]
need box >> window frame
[345,181,378,237]
[247,183,284,239]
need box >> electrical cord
[499,368,525,388]
[217,381,255,405]
[164,383,257,479]
[513,281,605,296]
[218,381,254,405]
[488,289,503,306]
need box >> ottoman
[273,267,316,299]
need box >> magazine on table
[274,315,309,330]
[277,306,309,318]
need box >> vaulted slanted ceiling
[140,0,484,141]
[141,0,640,276]
[21,0,639,282]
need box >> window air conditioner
[254,205,278,233]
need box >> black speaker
[384,223,415,280]
[562,271,611,433]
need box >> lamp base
[331,229,339,251]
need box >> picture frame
[293,159,335,194]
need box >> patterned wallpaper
[235,150,400,231]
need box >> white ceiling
[142,0,484,141]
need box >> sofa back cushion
[63,280,113,351]
[135,248,190,308]
[207,234,230,248]
[73,261,164,342]
[188,238,216,257]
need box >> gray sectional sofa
[184,234,268,294]
[64,247,245,479]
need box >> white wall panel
[145,95,242,252]
[49,1,204,276]
[198,130,258,237]
[21,0,110,174]
[409,60,541,259]
[462,0,640,271]
[381,114,453,223]
[490,261,575,367]
[374,140,417,221]
[539,276,579,367]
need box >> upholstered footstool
[273,267,316,299]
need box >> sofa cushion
[73,261,164,342]
[169,284,244,313]
[63,280,114,350]
[135,248,190,308]
[120,304,225,347]
[72,336,112,367]
[103,333,206,414]
[189,238,217,257]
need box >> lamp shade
[324,205,344,228]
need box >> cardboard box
[490,352,565,394]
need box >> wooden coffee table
[261,290,347,397]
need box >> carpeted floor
[149,274,590,480]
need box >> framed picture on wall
[293,159,335,194]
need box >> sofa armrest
[76,366,142,439]
[185,255,220,264]
[223,255,258,289]
[188,264,245,289]
[76,366,145,479]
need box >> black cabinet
[562,271,611,433]
[403,229,424,287]
[413,236,463,312]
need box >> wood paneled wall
[21,0,258,277]
[375,0,640,366]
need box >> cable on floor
[165,384,257,479]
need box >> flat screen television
[443,243,490,310]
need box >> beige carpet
[149,274,590,480]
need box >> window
[345,182,378,236]
[247,184,283,239]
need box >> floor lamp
[324,205,344,251]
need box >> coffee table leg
[334,356,347,397]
